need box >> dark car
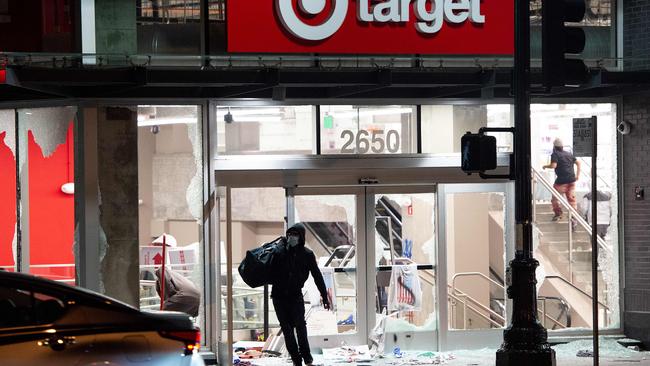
[0,271,205,366]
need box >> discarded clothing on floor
[369,312,388,356]
[387,351,456,365]
[322,345,373,363]
[388,264,422,312]
[576,349,594,357]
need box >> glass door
[437,183,514,350]
[288,186,439,351]
[289,187,367,348]
[366,186,438,352]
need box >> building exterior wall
[624,0,650,71]
[622,0,650,345]
[95,0,137,54]
[622,94,650,346]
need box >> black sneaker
[552,214,563,222]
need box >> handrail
[532,168,611,255]
[545,275,609,310]
[447,289,505,329]
[449,274,507,327]
[376,216,400,260]
[452,272,505,294]
[576,157,611,191]
[538,296,571,329]
[303,223,334,256]
[324,245,354,267]
[449,273,570,330]
[334,222,352,244]
[377,198,403,226]
[448,285,506,322]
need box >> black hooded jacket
[271,223,329,303]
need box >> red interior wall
[28,122,75,279]
[0,131,16,268]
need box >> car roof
[0,270,138,312]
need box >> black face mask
[287,234,300,248]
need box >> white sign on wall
[573,117,595,157]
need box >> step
[541,233,591,242]
[539,241,592,253]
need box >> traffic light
[542,0,589,87]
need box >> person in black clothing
[272,223,330,366]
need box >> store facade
[1,0,647,364]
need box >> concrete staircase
[534,202,609,328]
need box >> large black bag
[238,237,286,288]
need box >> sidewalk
[246,339,649,366]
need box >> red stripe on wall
[28,122,75,280]
[0,131,16,267]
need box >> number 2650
[340,129,400,154]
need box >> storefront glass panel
[421,104,513,155]
[445,192,507,331]
[137,105,205,331]
[16,107,77,284]
[531,103,620,330]
[216,106,315,155]
[220,187,285,346]
[373,192,437,337]
[0,110,16,272]
[136,0,201,55]
[294,194,359,335]
[320,106,417,155]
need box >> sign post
[574,116,599,365]
[160,235,167,310]
[590,116,599,365]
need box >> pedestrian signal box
[461,133,497,173]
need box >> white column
[81,0,96,65]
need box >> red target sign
[227,0,514,55]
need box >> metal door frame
[437,182,515,351]
[365,185,439,351]
[287,186,368,349]
[286,185,440,350]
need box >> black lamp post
[495,0,556,364]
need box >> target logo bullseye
[276,0,349,41]
[276,0,486,41]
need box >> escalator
[303,221,355,267]
[374,196,403,258]
[301,196,404,263]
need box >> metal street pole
[591,116,599,366]
[496,0,556,364]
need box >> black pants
[272,296,312,365]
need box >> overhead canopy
[1,58,649,101]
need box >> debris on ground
[576,350,593,358]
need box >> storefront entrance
[216,155,514,360]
